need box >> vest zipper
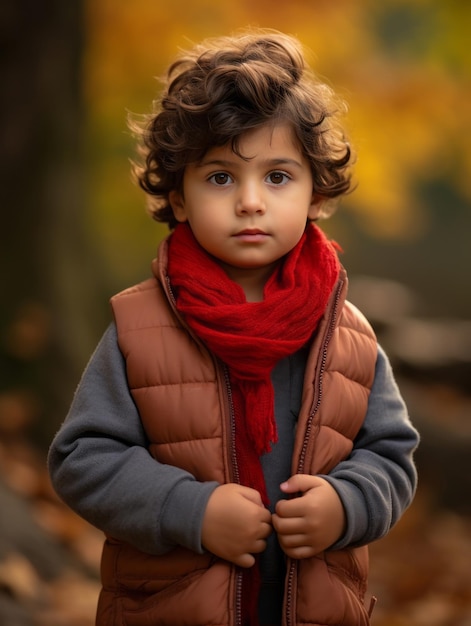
[223,365,243,626]
[284,279,344,626]
[223,365,240,485]
[165,275,177,307]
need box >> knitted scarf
[166,222,340,502]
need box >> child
[48,29,419,626]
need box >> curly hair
[130,29,354,228]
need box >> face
[169,122,319,298]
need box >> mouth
[232,228,270,243]
[234,228,269,236]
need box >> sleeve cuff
[321,476,370,550]
[160,478,220,553]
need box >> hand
[201,483,272,568]
[272,474,346,559]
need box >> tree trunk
[0,0,108,447]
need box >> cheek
[187,219,221,251]
[284,212,310,237]
[189,206,227,231]
[278,219,309,251]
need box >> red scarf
[166,222,340,501]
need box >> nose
[235,181,266,216]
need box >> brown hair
[130,29,353,228]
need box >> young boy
[48,29,419,626]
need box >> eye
[208,172,232,186]
[267,171,290,185]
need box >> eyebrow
[197,157,304,169]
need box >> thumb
[280,473,324,495]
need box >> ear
[169,190,188,223]
[307,193,323,221]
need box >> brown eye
[267,171,289,185]
[209,172,231,185]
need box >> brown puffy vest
[97,241,377,626]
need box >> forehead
[203,122,303,163]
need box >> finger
[277,532,307,549]
[275,497,307,519]
[258,520,273,539]
[259,508,273,525]
[280,544,317,560]
[272,514,304,535]
[234,553,256,568]
[280,474,323,495]
[252,538,268,554]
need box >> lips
[234,228,268,236]
[232,228,270,243]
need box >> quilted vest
[97,239,377,626]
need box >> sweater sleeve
[322,344,419,549]
[47,323,219,555]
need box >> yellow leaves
[341,56,469,238]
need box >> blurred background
[1,0,470,624]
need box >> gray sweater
[48,323,418,621]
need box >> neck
[217,261,280,302]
